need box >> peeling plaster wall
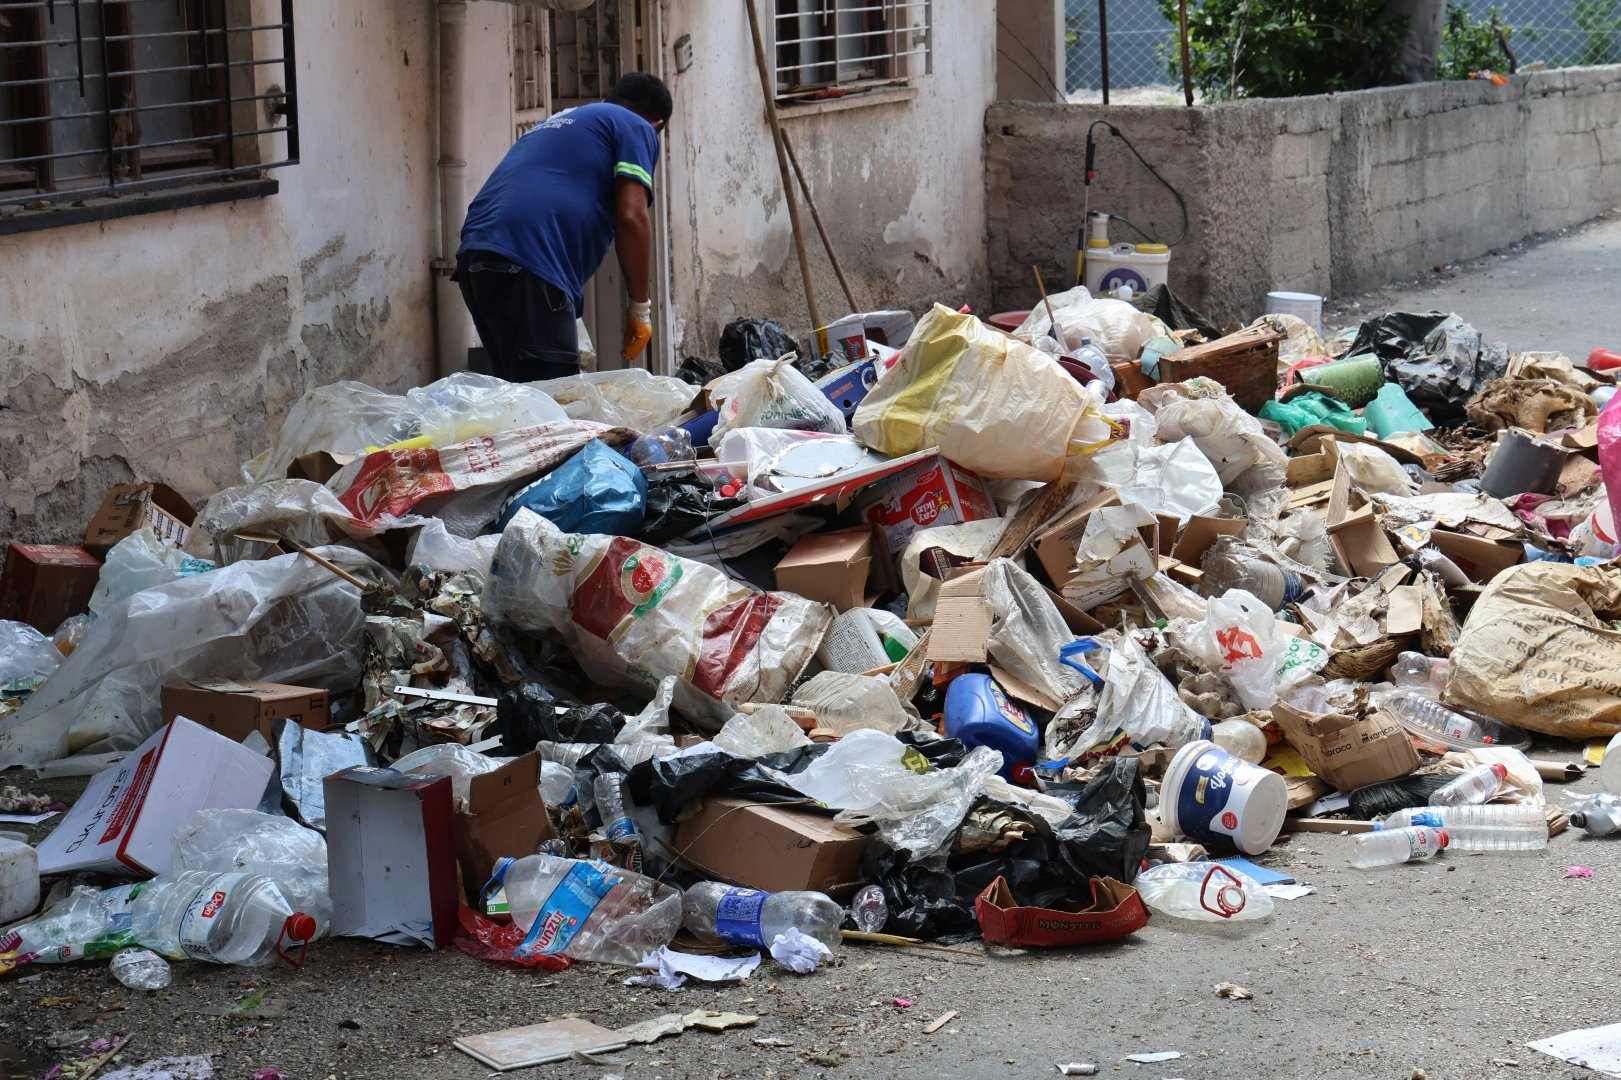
[0,0,515,544]
[985,66,1621,322]
[659,4,997,356]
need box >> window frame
[771,0,932,105]
[0,0,298,234]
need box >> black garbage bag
[1345,310,1451,364]
[718,318,798,372]
[896,731,968,770]
[1348,773,1452,819]
[497,682,621,754]
[860,836,980,940]
[637,477,746,545]
[1346,311,1509,421]
[792,351,843,383]
[678,356,727,386]
[626,744,833,824]
[1129,283,1221,341]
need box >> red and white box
[36,716,274,876]
[852,454,996,550]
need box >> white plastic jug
[0,836,40,924]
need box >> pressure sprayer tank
[1085,241,1170,297]
[943,673,1039,782]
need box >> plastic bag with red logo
[1132,860,1273,923]
[453,907,574,971]
[1180,589,1326,712]
[484,510,833,729]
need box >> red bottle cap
[1437,829,1450,848]
[288,913,318,942]
[1490,763,1509,780]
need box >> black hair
[606,72,673,124]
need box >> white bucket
[1265,291,1324,334]
[1161,739,1288,855]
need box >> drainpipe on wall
[435,0,473,376]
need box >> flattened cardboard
[1271,701,1421,792]
[0,543,100,633]
[1033,489,1122,587]
[35,717,274,876]
[1427,529,1525,584]
[675,796,866,899]
[325,767,459,949]
[454,752,555,904]
[1170,514,1247,567]
[1154,513,1179,557]
[973,876,1147,948]
[1563,422,1599,451]
[1327,507,1400,577]
[84,482,196,555]
[161,679,330,743]
[773,525,897,612]
[926,567,994,663]
[1386,584,1424,635]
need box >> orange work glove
[622,299,653,360]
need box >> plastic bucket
[1161,739,1288,855]
[1480,427,1570,498]
[1266,291,1324,334]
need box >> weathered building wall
[659,4,997,355]
[0,0,515,544]
[985,66,1621,321]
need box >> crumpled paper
[769,927,832,973]
[624,946,761,990]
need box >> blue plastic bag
[496,439,647,535]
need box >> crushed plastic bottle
[850,884,888,934]
[1380,689,1489,744]
[592,772,639,844]
[108,947,172,989]
[1199,549,1303,611]
[1131,861,1274,922]
[1391,651,1449,695]
[1376,803,1546,850]
[489,854,681,965]
[682,881,843,953]
[1352,825,1448,868]
[131,871,316,967]
[1430,763,1509,807]
[1571,792,1621,837]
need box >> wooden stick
[841,930,983,956]
[781,128,859,313]
[1178,0,1194,106]
[1032,264,1062,343]
[272,535,370,590]
[923,1011,958,1034]
[743,0,820,331]
[78,1034,133,1080]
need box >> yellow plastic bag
[852,305,1120,481]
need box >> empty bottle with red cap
[1430,763,1510,807]
[131,871,316,967]
[1352,825,1448,868]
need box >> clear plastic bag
[1011,286,1159,362]
[534,369,696,432]
[391,743,505,811]
[406,371,569,444]
[5,885,111,966]
[242,380,426,485]
[1080,630,1206,755]
[713,705,812,758]
[709,356,848,447]
[1119,439,1224,523]
[0,620,63,683]
[1133,860,1273,923]
[790,672,912,736]
[171,808,332,938]
[89,528,216,617]
[404,519,500,580]
[982,558,1094,707]
[900,519,1004,620]
[51,615,93,659]
[714,428,875,502]
[0,546,377,768]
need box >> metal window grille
[549,0,648,112]
[0,0,297,208]
[774,0,931,100]
[513,4,548,138]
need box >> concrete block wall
[986,66,1621,322]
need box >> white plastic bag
[0,621,63,683]
[713,705,812,757]
[790,672,912,736]
[982,558,1094,708]
[1119,439,1224,523]
[171,808,332,937]
[0,547,378,768]
[534,369,696,432]
[1180,589,1327,711]
[485,512,832,728]
[709,356,847,447]
[1139,380,1289,508]
[900,519,1004,620]
[1338,442,1417,496]
[1133,860,1273,923]
[89,528,216,617]
[615,676,680,766]
[404,519,500,581]
[853,304,1121,482]
[1088,630,1207,753]
[1012,286,1160,363]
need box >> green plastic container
[1298,354,1384,409]
[1362,382,1435,438]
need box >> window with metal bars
[774,0,931,101]
[0,0,297,225]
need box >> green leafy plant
[1157,0,1406,99]
[1437,2,1516,78]
[1569,0,1621,65]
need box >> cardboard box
[0,543,100,633]
[160,679,330,743]
[774,525,898,612]
[35,717,275,876]
[1271,701,1421,792]
[1427,529,1525,583]
[1171,514,1247,567]
[853,455,996,551]
[454,752,556,905]
[1034,490,1122,587]
[674,796,867,899]
[84,482,196,555]
[286,451,358,485]
[814,357,880,420]
[1327,508,1401,578]
[973,876,1148,948]
[325,766,459,949]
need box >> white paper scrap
[1123,1051,1182,1063]
[1263,884,1317,900]
[625,947,762,989]
[1528,1021,1621,1077]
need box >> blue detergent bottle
[943,673,1040,783]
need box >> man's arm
[614,176,653,360]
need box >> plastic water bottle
[1571,793,1621,837]
[1199,549,1303,611]
[1430,763,1509,807]
[850,884,888,934]
[1380,690,1491,744]
[1072,337,1115,391]
[493,853,673,963]
[109,947,172,989]
[682,881,843,953]
[592,772,639,843]
[1351,826,1448,868]
[1377,803,1546,850]
[130,871,315,967]
[1391,652,1449,695]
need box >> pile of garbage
[5,290,1621,1039]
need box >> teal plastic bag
[1258,392,1367,439]
[496,439,647,535]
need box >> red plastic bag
[453,907,573,971]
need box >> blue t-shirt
[458,102,660,314]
